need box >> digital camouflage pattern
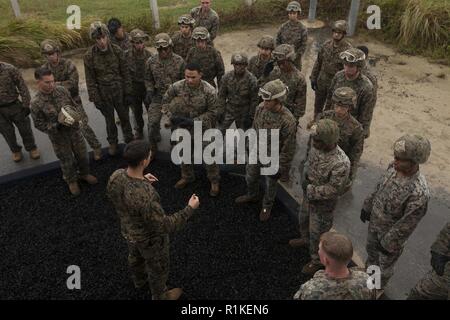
[190,6,219,41]
[393,134,431,164]
[107,168,194,299]
[248,54,272,80]
[0,62,31,107]
[31,86,89,183]
[276,20,308,70]
[172,31,195,60]
[186,45,224,87]
[362,61,378,99]
[110,32,132,53]
[294,268,374,300]
[363,163,430,286]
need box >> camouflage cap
[178,14,195,26]
[332,20,348,34]
[259,79,287,101]
[89,21,110,40]
[332,87,356,107]
[273,44,296,62]
[311,119,340,145]
[339,48,366,68]
[286,1,302,12]
[192,27,210,40]
[129,29,149,42]
[393,134,431,164]
[40,39,60,54]
[154,33,173,48]
[231,53,248,65]
[257,35,275,50]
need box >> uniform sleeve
[348,125,364,176]
[249,75,259,120]
[356,86,376,138]
[279,120,297,171]
[217,74,228,115]
[307,160,350,201]
[30,102,53,134]
[13,67,31,107]
[144,58,155,93]
[210,15,219,41]
[58,61,79,96]
[185,48,194,65]
[310,47,324,83]
[294,75,307,118]
[161,84,177,116]
[295,27,308,56]
[215,50,225,84]
[362,165,392,212]
[381,194,429,252]
[178,59,186,81]
[83,53,100,103]
[193,88,217,127]
[324,74,337,111]
[276,25,283,46]
[118,48,133,96]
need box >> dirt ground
[21,25,450,200]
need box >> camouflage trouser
[0,102,36,153]
[220,106,247,132]
[181,163,220,184]
[73,96,101,150]
[131,81,147,135]
[246,163,279,210]
[299,196,336,264]
[49,129,89,183]
[365,227,404,288]
[314,76,333,117]
[127,235,170,300]
[97,84,133,145]
[407,264,450,300]
[147,102,162,151]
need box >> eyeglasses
[339,51,365,63]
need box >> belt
[0,99,18,108]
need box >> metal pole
[10,0,21,18]
[308,0,317,21]
[347,0,361,37]
[149,0,160,30]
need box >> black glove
[144,91,153,106]
[263,61,275,77]
[311,80,318,91]
[244,117,253,130]
[360,209,371,223]
[124,95,135,106]
[431,251,449,276]
[171,116,194,129]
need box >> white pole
[308,0,317,21]
[244,0,256,6]
[10,0,21,18]
[347,0,361,37]
[149,0,160,30]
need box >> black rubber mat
[0,156,310,299]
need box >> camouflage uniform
[310,38,352,116]
[408,223,449,300]
[276,20,308,71]
[363,135,431,287]
[110,32,132,53]
[172,31,195,60]
[362,61,378,106]
[0,62,37,153]
[84,38,134,145]
[145,42,185,151]
[294,268,373,300]
[248,35,275,80]
[107,168,194,300]
[190,6,220,41]
[31,86,89,183]
[162,79,220,183]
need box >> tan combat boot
[259,208,271,222]
[164,288,183,300]
[288,238,309,248]
[235,194,258,204]
[29,148,40,160]
[81,174,98,185]
[12,151,23,162]
[68,182,81,196]
[210,182,220,197]
[174,177,192,189]
[108,143,118,156]
[93,148,102,161]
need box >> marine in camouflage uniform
[218,53,258,130]
[31,68,97,195]
[190,0,220,42]
[186,27,224,88]
[0,61,39,162]
[161,67,220,195]
[126,30,153,139]
[408,223,449,300]
[84,21,134,155]
[248,35,275,80]
[107,18,132,53]
[318,87,364,185]
[259,44,307,121]
[310,21,353,118]
[107,167,195,300]
[235,79,297,221]
[276,1,308,71]
[145,33,185,156]
[361,134,431,288]
[324,48,375,138]
[290,119,350,275]
[172,14,196,60]
[40,39,102,159]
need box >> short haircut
[357,45,369,57]
[185,62,202,73]
[123,140,151,168]
[320,232,353,264]
[34,67,53,80]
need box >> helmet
[154,33,173,48]
[89,21,110,40]
[107,17,122,36]
[178,14,195,26]
[259,79,287,101]
[286,1,302,13]
[192,27,210,40]
[339,48,366,68]
[257,35,275,50]
[231,53,248,65]
[273,44,296,62]
[332,20,348,34]
[332,87,356,108]
[393,134,431,164]
[129,29,149,43]
[59,105,81,127]
[40,39,60,55]
[311,119,340,145]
